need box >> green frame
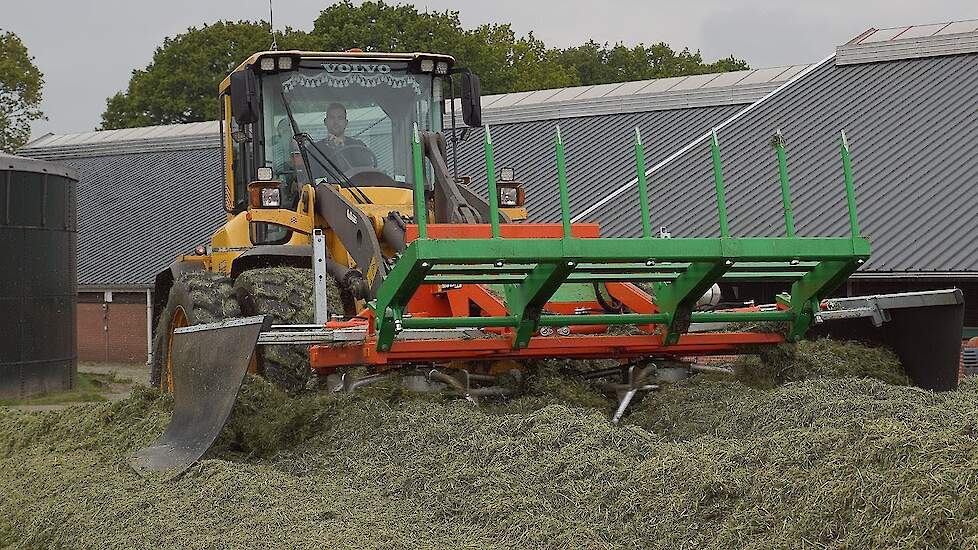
[371,125,868,352]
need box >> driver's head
[276,118,292,138]
[325,103,348,138]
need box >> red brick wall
[77,299,148,363]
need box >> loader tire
[150,272,241,392]
[233,267,332,393]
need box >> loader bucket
[812,290,965,391]
[130,315,268,478]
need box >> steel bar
[428,261,818,275]
[424,271,806,284]
[312,228,329,324]
[411,123,427,239]
[555,126,572,238]
[840,130,860,236]
[399,310,794,330]
[710,130,730,238]
[483,124,501,238]
[773,130,795,237]
[634,128,652,239]
[408,236,870,264]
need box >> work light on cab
[247,181,282,208]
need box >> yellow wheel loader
[135,49,965,478]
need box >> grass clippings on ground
[1,342,974,549]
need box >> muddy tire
[234,267,332,393]
[150,272,241,392]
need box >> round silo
[0,152,78,399]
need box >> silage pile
[3,343,978,548]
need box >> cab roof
[218,50,456,92]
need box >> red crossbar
[405,223,600,242]
[310,331,783,371]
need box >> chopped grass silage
[736,338,910,388]
[2,348,977,548]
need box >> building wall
[77,292,148,364]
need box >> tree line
[99,1,748,130]
[0,1,750,151]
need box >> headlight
[256,166,273,181]
[435,61,449,75]
[277,56,293,70]
[420,59,435,73]
[261,187,281,207]
[259,57,276,71]
[499,186,519,207]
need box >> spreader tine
[130,315,269,479]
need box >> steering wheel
[333,144,377,172]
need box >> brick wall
[77,293,148,363]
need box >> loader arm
[314,182,388,297]
[423,131,509,225]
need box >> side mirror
[230,69,259,126]
[461,72,482,128]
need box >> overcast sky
[5,0,978,139]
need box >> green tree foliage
[100,3,748,129]
[100,21,315,130]
[0,31,45,153]
[309,2,577,94]
[558,40,749,86]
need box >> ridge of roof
[837,19,978,66]
[19,121,221,160]
[21,64,810,158]
[471,64,810,125]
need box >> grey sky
[5,0,977,139]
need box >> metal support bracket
[313,228,329,325]
[654,260,731,344]
[509,262,576,348]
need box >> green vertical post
[484,124,501,238]
[634,127,652,239]
[840,130,860,237]
[710,129,730,238]
[773,130,795,237]
[555,126,571,238]
[411,122,427,239]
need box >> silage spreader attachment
[132,125,964,477]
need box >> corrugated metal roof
[20,121,221,159]
[466,65,807,125]
[59,149,226,286]
[21,31,978,285]
[569,52,978,274]
[19,64,802,160]
[452,103,745,224]
[837,19,978,65]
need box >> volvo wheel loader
[134,49,965,478]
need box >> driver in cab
[313,103,373,172]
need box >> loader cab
[220,51,479,223]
